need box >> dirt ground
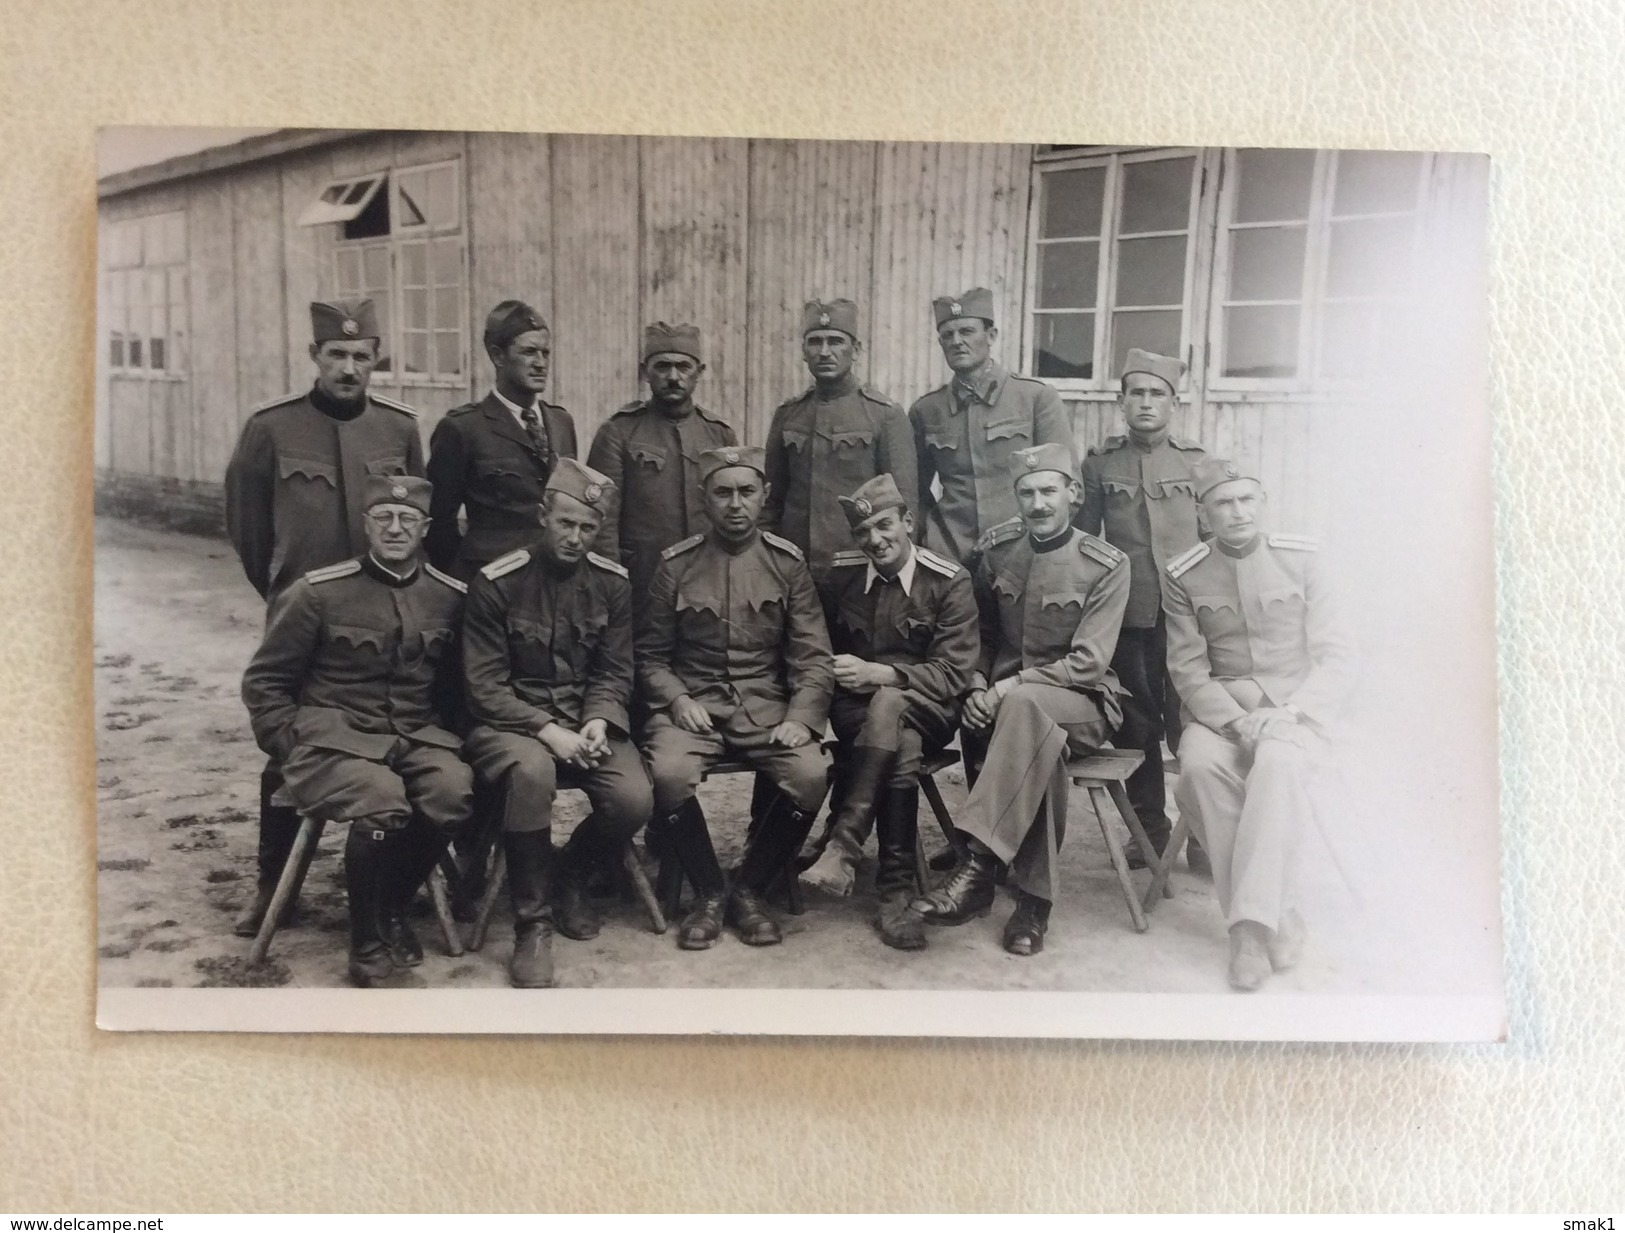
[94,516,1483,998]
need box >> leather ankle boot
[801,745,888,895]
[727,887,782,946]
[873,785,927,950]
[1002,891,1051,956]
[503,829,556,988]
[737,790,818,895]
[1228,919,1272,991]
[345,820,423,989]
[664,799,727,948]
[383,821,451,967]
[911,838,997,925]
[555,824,605,942]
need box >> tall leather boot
[911,835,997,925]
[504,828,556,988]
[233,769,305,937]
[555,821,607,942]
[382,820,451,968]
[345,818,423,989]
[873,784,926,951]
[664,798,727,950]
[733,790,818,946]
[801,745,889,895]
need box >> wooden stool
[247,814,463,964]
[1063,749,1178,933]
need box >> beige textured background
[3,0,1620,1212]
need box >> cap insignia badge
[950,302,962,316]
[854,498,872,517]
[584,483,603,502]
[817,312,831,327]
[1225,463,1239,478]
[342,319,360,337]
[390,483,408,499]
[723,449,739,464]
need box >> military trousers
[1111,617,1182,841]
[280,737,474,830]
[1173,721,1323,932]
[828,686,956,791]
[643,708,831,816]
[463,725,653,842]
[957,682,1111,904]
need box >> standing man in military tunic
[426,300,579,579]
[764,299,917,580]
[910,287,1074,563]
[223,298,425,937]
[912,444,1130,956]
[800,474,980,950]
[1077,347,1210,872]
[636,446,834,951]
[1162,460,1356,991]
[587,323,738,597]
[241,476,473,988]
[460,459,652,988]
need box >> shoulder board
[423,563,467,593]
[830,550,869,568]
[696,405,734,428]
[305,559,361,584]
[608,399,647,419]
[586,552,629,578]
[762,532,804,560]
[1169,436,1206,451]
[1088,434,1128,457]
[441,401,480,419]
[914,546,961,579]
[1166,541,1211,580]
[250,391,305,415]
[859,384,898,407]
[479,549,531,581]
[974,517,1025,554]
[776,387,814,409]
[661,534,706,560]
[367,393,419,417]
[1078,534,1125,568]
[1268,533,1320,552]
[912,383,951,409]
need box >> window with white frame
[305,160,467,384]
[104,211,188,377]
[1028,149,1202,388]
[1212,148,1430,386]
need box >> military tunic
[955,522,1130,902]
[459,546,652,840]
[424,391,579,578]
[585,400,738,597]
[637,530,833,814]
[224,388,424,599]
[1163,534,1357,930]
[821,545,979,784]
[764,375,918,576]
[241,555,473,828]
[908,362,1073,563]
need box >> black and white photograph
[92,125,1500,1039]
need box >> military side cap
[1009,442,1077,485]
[483,299,549,351]
[364,473,433,515]
[697,444,767,482]
[545,456,615,513]
[642,321,704,363]
[838,473,907,529]
[932,287,996,327]
[1122,347,1186,390]
[802,298,860,339]
[1191,457,1261,500]
[311,298,379,343]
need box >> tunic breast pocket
[278,454,338,490]
[901,615,933,650]
[326,623,388,656]
[629,445,668,472]
[419,626,455,663]
[365,455,408,479]
[922,427,960,457]
[1102,477,1141,506]
[1256,585,1307,641]
[780,429,810,454]
[569,608,607,667]
[1190,594,1246,641]
[1034,592,1088,647]
[474,457,539,506]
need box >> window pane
[1032,313,1094,379]
[403,332,429,374]
[431,237,460,286]
[426,166,457,227]
[400,241,427,286]
[108,269,127,306]
[162,212,186,264]
[142,217,166,266]
[373,296,392,361]
[1038,240,1099,309]
[1115,235,1186,307]
[396,171,428,228]
[129,338,143,368]
[1334,150,1424,215]
[1234,148,1315,224]
[1320,301,1381,378]
[1223,305,1299,379]
[1041,166,1106,238]
[335,248,360,292]
[363,245,389,289]
[167,266,187,306]
[344,178,375,205]
[1110,310,1182,377]
[1120,157,1193,233]
[110,335,125,368]
[435,330,461,376]
[1229,225,1307,301]
[1326,216,1414,297]
[149,337,166,371]
[403,287,429,330]
[433,284,460,329]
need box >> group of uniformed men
[221,287,1354,994]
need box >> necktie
[520,403,553,474]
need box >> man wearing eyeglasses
[242,475,473,988]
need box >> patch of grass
[205,869,241,883]
[170,829,224,852]
[165,814,203,828]
[97,857,150,872]
[161,676,199,692]
[95,653,134,669]
[194,955,292,988]
[98,942,135,959]
[134,978,174,988]
[202,725,252,744]
[97,775,122,790]
[111,694,158,707]
[129,899,156,912]
[155,918,178,927]
[142,733,173,744]
[104,712,160,731]
[143,937,192,953]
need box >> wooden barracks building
[94,128,1486,535]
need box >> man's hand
[961,687,999,732]
[833,653,898,694]
[538,723,593,767]
[670,695,715,735]
[576,718,611,767]
[1232,707,1296,751]
[770,720,814,749]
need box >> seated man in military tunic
[461,459,652,989]
[1162,459,1356,991]
[799,474,980,950]
[636,446,834,951]
[242,476,473,989]
[912,444,1130,956]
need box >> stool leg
[782,855,804,915]
[911,817,930,896]
[428,865,465,956]
[1089,784,1148,933]
[248,815,322,964]
[1104,777,1173,911]
[622,842,667,934]
[918,773,960,854]
[469,849,506,953]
